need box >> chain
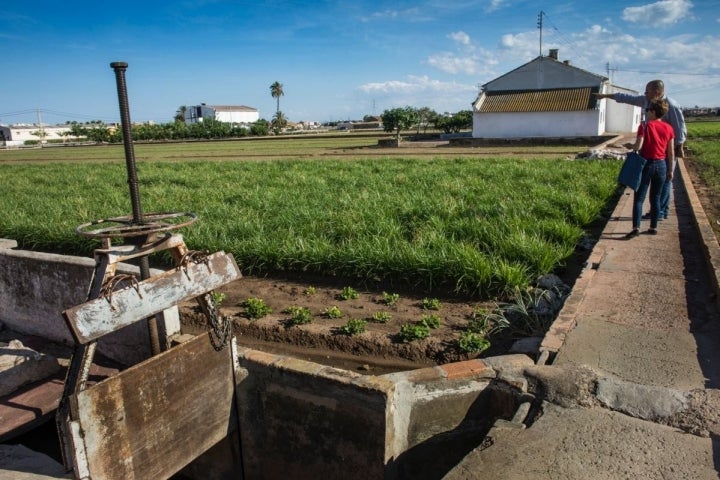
[204,292,231,351]
[179,250,232,350]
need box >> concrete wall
[0,240,535,479]
[234,347,532,479]
[473,110,603,138]
[600,85,642,134]
[0,242,180,366]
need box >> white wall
[599,86,641,134]
[1,125,71,146]
[215,111,259,124]
[472,111,603,138]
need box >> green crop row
[0,149,619,298]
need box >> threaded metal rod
[110,62,160,355]
[110,61,144,225]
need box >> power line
[0,109,38,117]
[613,68,720,77]
[0,108,118,124]
[540,11,592,66]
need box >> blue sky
[1,0,718,125]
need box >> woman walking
[626,100,675,238]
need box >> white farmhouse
[0,124,71,147]
[185,104,259,125]
[472,49,639,139]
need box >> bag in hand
[618,151,647,191]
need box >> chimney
[549,49,558,60]
[563,60,571,65]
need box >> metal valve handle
[75,212,198,239]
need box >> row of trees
[380,107,473,142]
[45,108,471,144]
[53,118,271,144]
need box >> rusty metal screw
[110,61,144,226]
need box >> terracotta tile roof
[477,87,598,113]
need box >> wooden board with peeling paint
[63,252,241,344]
[70,334,237,480]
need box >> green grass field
[687,121,720,207]
[0,136,623,298]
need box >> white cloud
[449,31,471,46]
[486,0,507,13]
[426,51,499,76]
[427,53,476,75]
[356,75,478,113]
[622,0,693,26]
[359,75,475,94]
[361,7,429,22]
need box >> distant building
[472,49,639,139]
[0,124,71,147]
[185,104,259,125]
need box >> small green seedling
[283,306,313,325]
[420,314,441,329]
[338,318,366,336]
[242,297,272,319]
[323,306,344,318]
[371,311,392,323]
[339,286,359,300]
[398,322,430,342]
[304,286,317,296]
[421,297,441,310]
[210,291,226,307]
[458,331,491,353]
[381,291,400,306]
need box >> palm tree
[174,105,188,123]
[271,111,287,135]
[270,82,284,115]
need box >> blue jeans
[633,160,667,230]
[659,158,677,217]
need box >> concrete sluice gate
[0,242,534,480]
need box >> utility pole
[37,108,45,147]
[537,11,544,57]
[605,62,616,83]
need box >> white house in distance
[0,124,71,147]
[184,104,259,124]
[472,49,639,139]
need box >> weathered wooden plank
[0,363,119,441]
[71,334,235,480]
[63,252,241,344]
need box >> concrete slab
[555,316,711,388]
[443,402,720,480]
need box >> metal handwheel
[75,212,198,239]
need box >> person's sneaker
[625,229,640,239]
[647,228,658,235]
[642,212,651,220]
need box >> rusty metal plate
[70,334,236,480]
[63,252,241,344]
